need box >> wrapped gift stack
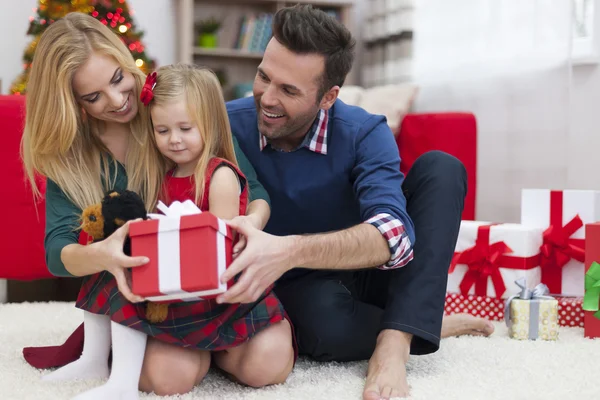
[445,189,600,334]
[520,189,600,330]
[445,220,543,322]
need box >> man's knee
[412,150,467,195]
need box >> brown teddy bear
[80,190,169,323]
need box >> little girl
[49,65,295,399]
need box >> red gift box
[556,296,584,328]
[444,292,505,321]
[584,223,600,338]
[129,212,233,301]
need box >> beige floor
[1,302,597,400]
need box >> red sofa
[398,113,477,222]
[1,95,51,280]
[0,94,477,281]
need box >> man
[217,5,493,400]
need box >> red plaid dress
[76,158,295,354]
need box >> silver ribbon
[504,278,554,339]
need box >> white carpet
[1,302,597,400]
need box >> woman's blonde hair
[21,12,163,211]
[149,64,238,205]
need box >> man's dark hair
[272,4,356,100]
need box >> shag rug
[1,302,597,400]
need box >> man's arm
[294,224,389,269]
[296,114,415,271]
[218,115,415,304]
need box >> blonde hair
[21,12,163,211]
[149,64,238,205]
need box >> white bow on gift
[147,200,202,219]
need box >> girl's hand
[93,219,149,303]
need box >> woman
[21,12,291,396]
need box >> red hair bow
[140,72,157,106]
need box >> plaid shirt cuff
[366,213,414,270]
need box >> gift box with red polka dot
[555,296,584,328]
[444,292,506,321]
[444,292,583,327]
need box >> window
[572,0,598,64]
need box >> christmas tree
[11,0,155,94]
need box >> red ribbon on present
[450,224,540,298]
[539,190,586,293]
[140,72,157,106]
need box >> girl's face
[72,52,138,124]
[151,98,204,177]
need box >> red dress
[75,158,295,353]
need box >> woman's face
[72,52,138,124]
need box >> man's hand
[227,214,263,257]
[217,218,296,304]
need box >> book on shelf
[234,13,273,53]
[231,8,342,53]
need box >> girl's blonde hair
[149,64,238,205]
[21,12,163,211]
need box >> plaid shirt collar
[259,109,329,155]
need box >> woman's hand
[92,219,149,303]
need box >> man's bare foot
[363,330,411,400]
[441,313,495,338]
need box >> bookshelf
[361,0,413,88]
[175,0,355,100]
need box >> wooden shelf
[175,0,356,99]
[281,0,354,6]
[193,47,264,60]
[195,0,353,6]
[364,31,413,48]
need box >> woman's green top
[45,136,269,277]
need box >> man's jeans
[274,151,467,360]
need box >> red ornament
[92,11,99,17]
[110,21,117,28]
[107,12,113,19]
[101,19,107,25]
[117,8,123,14]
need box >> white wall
[0,0,38,94]
[0,0,176,94]
[568,67,600,193]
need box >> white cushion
[358,83,419,133]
